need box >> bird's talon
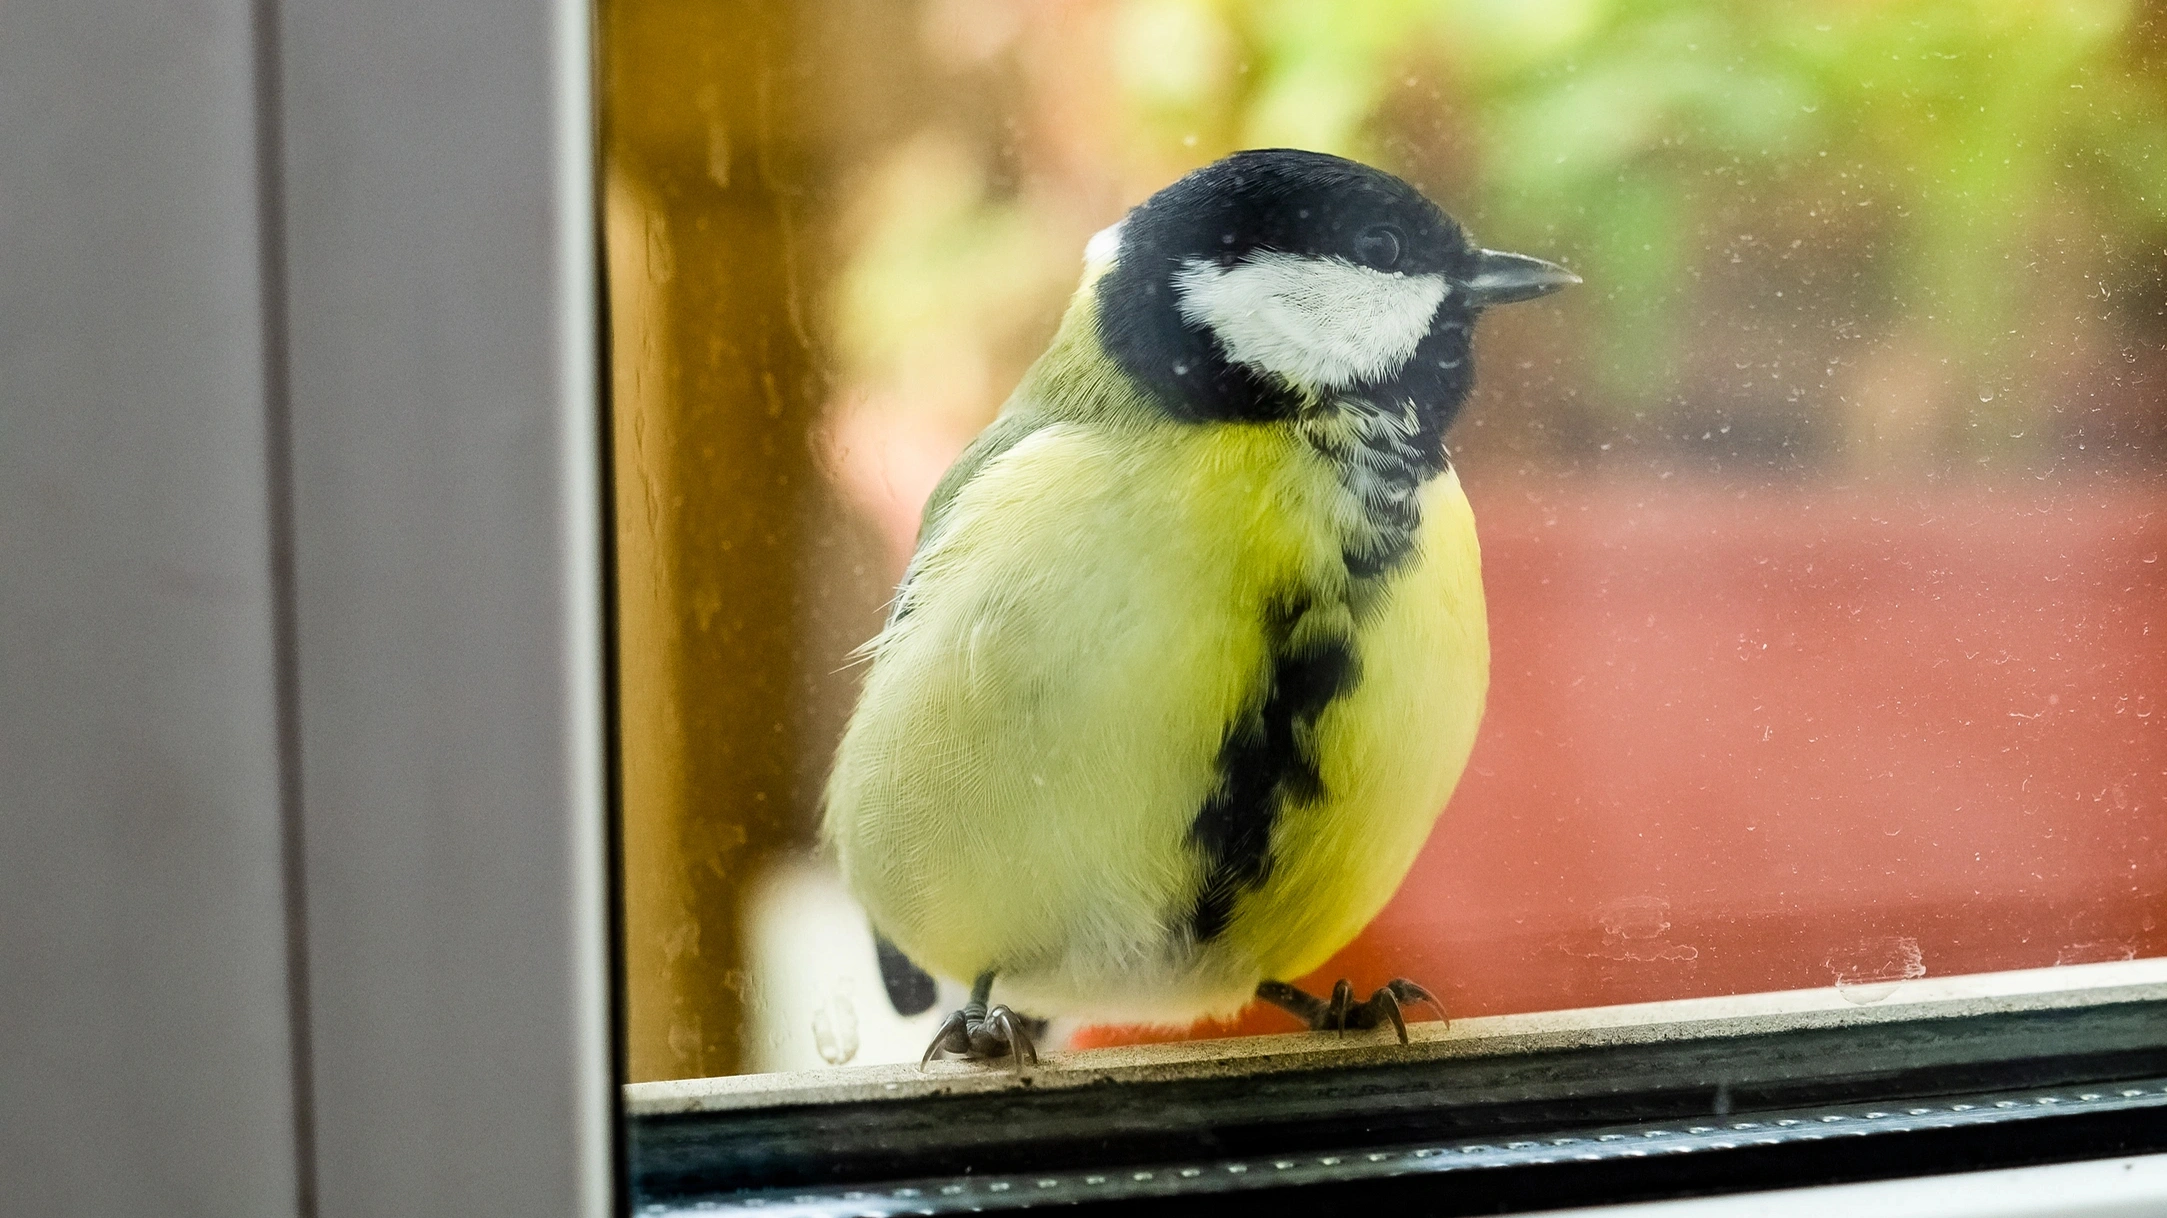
[988,1005,1038,1072]
[919,1010,974,1071]
[918,993,1042,1072]
[1375,987,1409,1044]
[1257,975,1448,1042]
[1387,978,1449,1027]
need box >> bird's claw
[919,1002,1038,1073]
[919,1010,973,1070]
[1259,976,1448,1044]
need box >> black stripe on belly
[1187,594,1359,942]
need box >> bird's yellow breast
[1222,457,1488,984]
[824,409,1487,1022]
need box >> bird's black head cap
[1097,149,1479,423]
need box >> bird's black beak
[1457,248,1581,307]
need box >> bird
[822,148,1577,1068]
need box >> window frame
[625,964,2167,1214]
[271,0,616,1208]
[265,0,2167,1211]
[5,0,614,1214]
[27,0,2161,1214]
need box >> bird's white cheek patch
[1173,253,1449,391]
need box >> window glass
[604,0,2167,1082]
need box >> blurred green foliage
[831,0,2167,476]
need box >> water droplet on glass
[1837,981,1901,1005]
[811,993,860,1065]
[1826,936,1926,1005]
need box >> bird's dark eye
[1354,224,1404,270]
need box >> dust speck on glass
[603,0,2167,1084]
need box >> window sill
[628,958,2167,1215]
[629,956,2167,1114]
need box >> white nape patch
[1173,252,1449,391]
[1082,220,1125,275]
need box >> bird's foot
[1255,977,1447,1044]
[919,1001,1040,1073]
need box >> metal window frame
[629,969,2167,1216]
[3,0,612,1214]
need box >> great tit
[823,148,1578,1067]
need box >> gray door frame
[1,0,613,1214]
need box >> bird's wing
[829,420,1255,1005]
[873,408,1051,637]
[915,408,1049,549]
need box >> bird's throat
[1297,394,1451,583]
